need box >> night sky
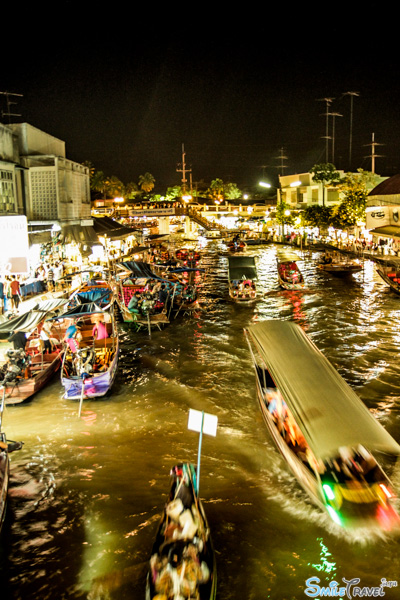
[2,4,400,193]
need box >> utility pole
[328,112,342,164]
[275,147,288,176]
[176,143,192,193]
[364,133,384,174]
[317,97,334,162]
[343,91,359,169]
[0,91,23,123]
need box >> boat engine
[73,348,94,377]
[0,349,30,386]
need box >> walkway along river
[0,242,399,599]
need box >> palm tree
[138,172,155,193]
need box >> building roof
[368,174,400,196]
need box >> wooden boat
[245,321,400,528]
[175,248,201,268]
[0,299,68,405]
[0,388,23,531]
[317,251,363,276]
[228,255,259,303]
[55,301,119,400]
[226,239,247,253]
[146,463,217,600]
[376,263,400,295]
[276,249,305,290]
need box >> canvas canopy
[0,298,68,339]
[276,250,300,263]
[116,261,162,280]
[246,320,400,460]
[50,302,108,320]
[228,256,257,281]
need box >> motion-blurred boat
[146,463,217,600]
[245,320,400,528]
[276,250,305,290]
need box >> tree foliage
[138,172,156,193]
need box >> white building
[0,122,94,246]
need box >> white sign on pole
[188,409,218,437]
[0,215,29,274]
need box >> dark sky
[2,4,400,193]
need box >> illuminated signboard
[0,215,29,274]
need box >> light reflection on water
[1,243,400,599]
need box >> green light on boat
[323,484,336,501]
[326,505,342,526]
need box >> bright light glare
[326,505,342,526]
[290,181,301,187]
[323,484,336,501]
[259,181,271,188]
[379,483,393,499]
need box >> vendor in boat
[92,320,109,341]
[128,291,142,314]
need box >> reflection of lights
[309,538,337,574]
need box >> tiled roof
[368,174,400,196]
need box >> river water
[1,242,400,600]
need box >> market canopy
[92,216,138,240]
[246,320,400,460]
[228,256,257,280]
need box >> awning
[246,320,400,461]
[0,298,68,339]
[61,224,99,245]
[28,224,54,245]
[92,216,138,240]
[369,226,400,240]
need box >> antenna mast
[0,91,23,123]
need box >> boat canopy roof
[276,250,300,263]
[116,260,162,280]
[228,256,257,281]
[0,298,68,338]
[246,320,400,460]
[50,301,108,320]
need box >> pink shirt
[93,321,108,340]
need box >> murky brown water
[1,242,400,599]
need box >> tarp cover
[116,261,162,280]
[51,302,107,320]
[246,320,400,460]
[0,298,68,338]
[228,256,257,281]
[276,250,300,263]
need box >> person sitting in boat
[141,292,155,314]
[37,323,52,353]
[158,284,169,306]
[92,320,109,340]
[128,292,142,314]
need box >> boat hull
[61,340,119,400]
[0,434,10,532]
[4,352,63,405]
[377,268,400,295]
